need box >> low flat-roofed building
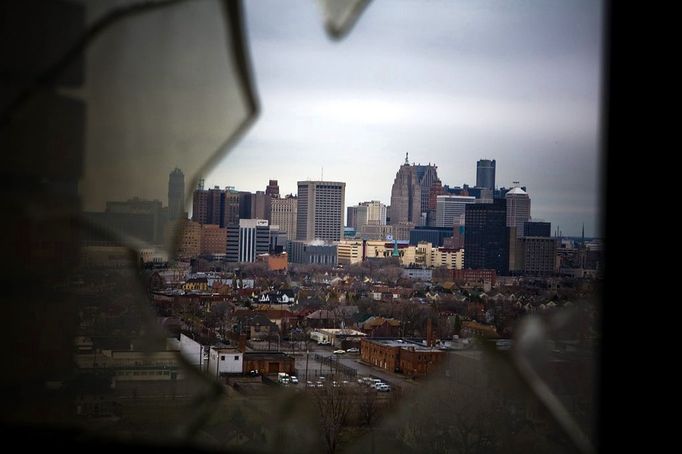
[243,351,295,376]
[360,338,446,377]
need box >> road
[291,344,418,390]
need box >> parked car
[290,376,299,384]
[333,349,346,354]
[377,384,391,392]
[346,347,359,353]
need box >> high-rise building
[389,153,438,225]
[200,224,227,256]
[238,191,253,220]
[265,180,280,198]
[224,188,240,226]
[524,220,551,238]
[505,185,531,237]
[363,201,387,225]
[168,168,185,220]
[226,219,270,263]
[347,201,386,230]
[476,159,496,190]
[251,191,271,221]
[296,181,345,242]
[515,236,558,276]
[270,195,297,240]
[192,185,238,228]
[464,199,509,274]
[435,195,476,228]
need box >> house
[359,316,401,337]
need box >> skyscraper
[270,195,297,240]
[265,179,280,198]
[168,168,185,220]
[505,185,531,237]
[296,181,345,241]
[464,198,509,274]
[192,185,240,227]
[476,159,496,190]
[390,153,438,225]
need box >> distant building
[435,195,475,228]
[357,223,394,241]
[176,219,201,258]
[360,338,445,377]
[168,167,185,220]
[409,226,453,247]
[257,252,288,271]
[464,199,509,275]
[288,240,337,265]
[296,181,345,241]
[476,159,496,191]
[265,179,280,198]
[506,185,531,238]
[192,185,239,227]
[200,224,227,256]
[85,197,167,245]
[251,190,272,221]
[402,267,432,281]
[452,268,497,287]
[226,219,270,263]
[516,236,558,276]
[270,195,297,240]
[524,220,551,238]
[390,153,438,226]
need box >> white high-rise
[505,185,531,237]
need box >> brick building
[360,338,446,377]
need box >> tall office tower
[464,198,509,274]
[270,195,298,240]
[390,153,438,225]
[524,220,551,238]
[435,195,476,228]
[238,191,253,220]
[347,206,359,229]
[426,178,446,226]
[505,184,531,237]
[226,219,270,263]
[476,159,496,190]
[296,181,345,241]
[167,168,185,220]
[251,190,272,221]
[265,179,280,198]
[223,188,240,226]
[192,187,209,224]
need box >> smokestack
[238,333,246,353]
[426,318,434,347]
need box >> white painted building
[208,347,243,377]
[179,333,206,370]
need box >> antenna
[321,166,324,181]
[405,152,409,165]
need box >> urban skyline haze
[202,0,603,237]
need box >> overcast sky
[205,0,604,237]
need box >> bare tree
[313,384,352,454]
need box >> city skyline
[203,0,603,237]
